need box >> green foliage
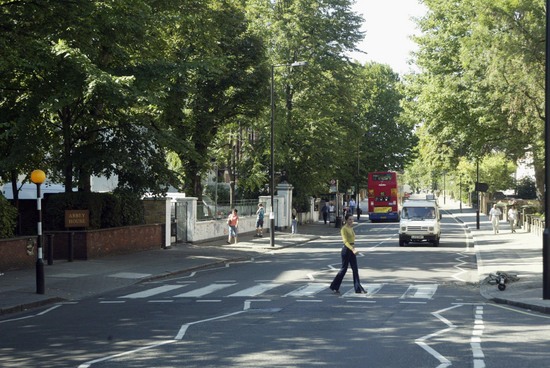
[406,0,545,208]
[1,0,418,214]
[517,177,537,200]
[204,184,231,203]
[113,190,145,226]
[0,195,17,239]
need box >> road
[1,212,550,367]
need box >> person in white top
[508,205,519,233]
[489,204,502,234]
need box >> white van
[398,199,441,247]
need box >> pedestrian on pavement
[508,205,518,233]
[321,202,329,224]
[349,198,356,217]
[255,203,265,237]
[489,204,502,234]
[330,214,366,294]
[291,214,298,234]
[227,208,239,244]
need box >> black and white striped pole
[31,169,46,294]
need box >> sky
[349,0,427,75]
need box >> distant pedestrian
[291,214,298,234]
[489,204,502,234]
[255,203,265,237]
[321,202,329,224]
[508,205,518,233]
[330,214,366,295]
[349,198,356,217]
[227,208,239,244]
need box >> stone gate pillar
[276,182,293,229]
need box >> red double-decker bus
[367,171,400,222]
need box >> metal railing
[197,199,260,221]
[525,214,544,237]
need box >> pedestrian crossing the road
[116,282,439,302]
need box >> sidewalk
[2,202,550,316]
[442,199,550,314]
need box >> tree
[265,0,366,201]
[160,0,269,199]
[405,0,545,207]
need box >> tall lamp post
[30,169,46,294]
[270,61,307,247]
[543,0,550,299]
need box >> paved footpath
[2,200,550,315]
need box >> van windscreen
[402,207,436,219]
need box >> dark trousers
[322,212,328,224]
[330,246,364,292]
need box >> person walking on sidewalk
[255,203,265,237]
[227,208,239,244]
[321,202,329,224]
[330,214,366,294]
[489,204,502,234]
[349,198,356,218]
[508,205,518,233]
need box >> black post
[443,172,446,205]
[35,183,44,294]
[270,64,275,247]
[459,176,463,213]
[543,0,550,299]
[476,160,480,230]
[68,232,74,262]
[47,234,54,265]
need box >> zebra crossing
[116,282,439,301]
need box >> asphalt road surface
[2,213,550,367]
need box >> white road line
[452,253,470,282]
[471,306,486,367]
[400,284,438,299]
[148,300,174,303]
[99,301,126,304]
[365,283,384,295]
[0,305,62,324]
[79,310,247,367]
[284,283,328,297]
[415,304,460,367]
[119,285,186,299]
[173,283,236,298]
[228,283,281,297]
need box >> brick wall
[0,224,162,270]
[0,237,36,271]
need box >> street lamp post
[443,172,446,205]
[30,169,46,294]
[543,0,550,299]
[476,160,480,230]
[270,61,307,247]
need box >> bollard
[68,232,74,262]
[47,234,54,265]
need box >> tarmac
[1,199,550,316]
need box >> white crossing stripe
[174,283,237,298]
[400,284,438,299]
[364,283,384,295]
[284,283,329,297]
[120,285,186,299]
[228,283,281,297]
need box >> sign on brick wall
[65,210,89,228]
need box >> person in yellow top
[330,214,366,294]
